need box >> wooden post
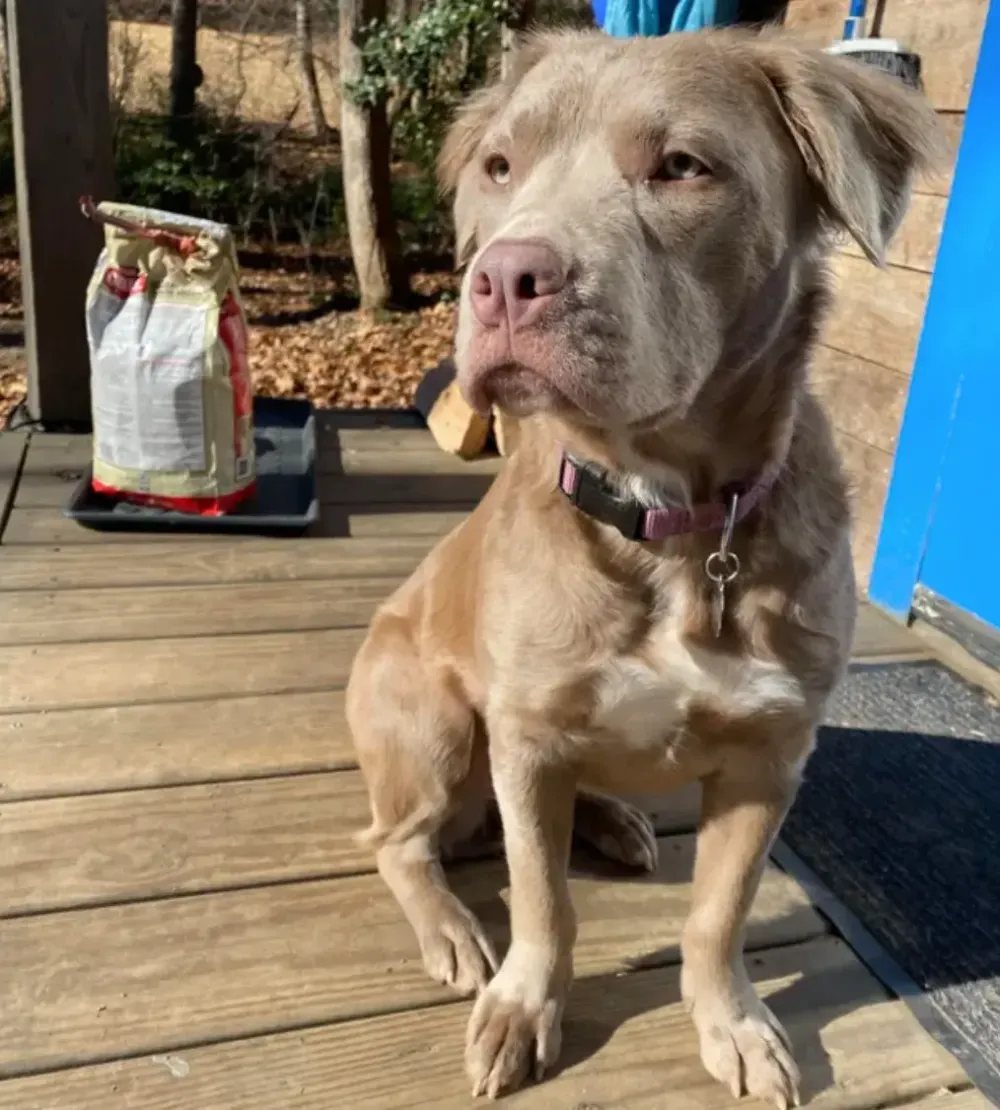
[8,0,115,427]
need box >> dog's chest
[589,622,805,755]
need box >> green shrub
[345,0,513,170]
[113,112,347,247]
[392,170,452,255]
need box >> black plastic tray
[64,396,319,535]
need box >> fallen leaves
[246,266,459,409]
[0,353,26,420]
[0,254,26,421]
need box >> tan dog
[346,27,939,1105]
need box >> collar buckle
[564,462,646,541]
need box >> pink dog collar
[558,454,780,541]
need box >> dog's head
[441,29,940,432]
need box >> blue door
[917,336,1000,631]
[870,0,1000,636]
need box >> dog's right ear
[438,33,555,267]
[437,32,556,193]
[437,83,507,268]
[437,82,509,196]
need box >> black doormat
[777,660,1000,1104]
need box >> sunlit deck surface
[0,418,984,1110]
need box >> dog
[346,27,940,1105]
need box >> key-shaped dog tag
[710,576,726,638]
[705,493,741,638]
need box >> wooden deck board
[0,771,374,915]
[0,690,355,801]
[2,577,917,653]
[0,535,435,591]
[0,627,366,713]
[0,838,821,1077]
[0,428,970,1107]
[0,597,927,708]
[0,938,971,1110]
[0,576,401,645]
[0,772,701,915]
[852,603,932,662]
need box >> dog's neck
[540,369,800,516]
[533,262,826,515]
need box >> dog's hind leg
[444,790,659,871]
[347,614,498,997]
[573,791,659,872]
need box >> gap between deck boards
[0,432,28,544]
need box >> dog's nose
[469,239,565,330]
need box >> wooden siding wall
[783,0,988,587]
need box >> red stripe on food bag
[219,293,252,461]
[91,477,256,516]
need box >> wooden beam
[7,0,115,426]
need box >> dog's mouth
[458,292,625,420]
[460,360,575,417]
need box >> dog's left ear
[754,35,944,263]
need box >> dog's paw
[691,995,800,1109]
[575,793,658,872]
[465,958,566,1098]
[417,896,498,996]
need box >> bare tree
[339,0,408,309]
[170,0,201,138]
[0,2,10,110]
[295,0,332,140]
[108,19,146,136]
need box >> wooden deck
[0,418,985,1110]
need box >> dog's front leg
[465,715,577,1099]
[682,761,805,1110]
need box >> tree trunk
[339,0,408,309]
[500,0,536,78]
[0,2,11,110]
[169,0,200,140]
[295,0,332,140]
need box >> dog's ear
[437,82,508,267]
[754,36,944,263]
[438,33,556,267]
[437,84,509,198]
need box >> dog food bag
[84,199,255,514]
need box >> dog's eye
[485,155,511,186]
[652,152,708,182]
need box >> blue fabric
[597,0,737,36]
[601,0,676,36]
[668,0,738,30]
